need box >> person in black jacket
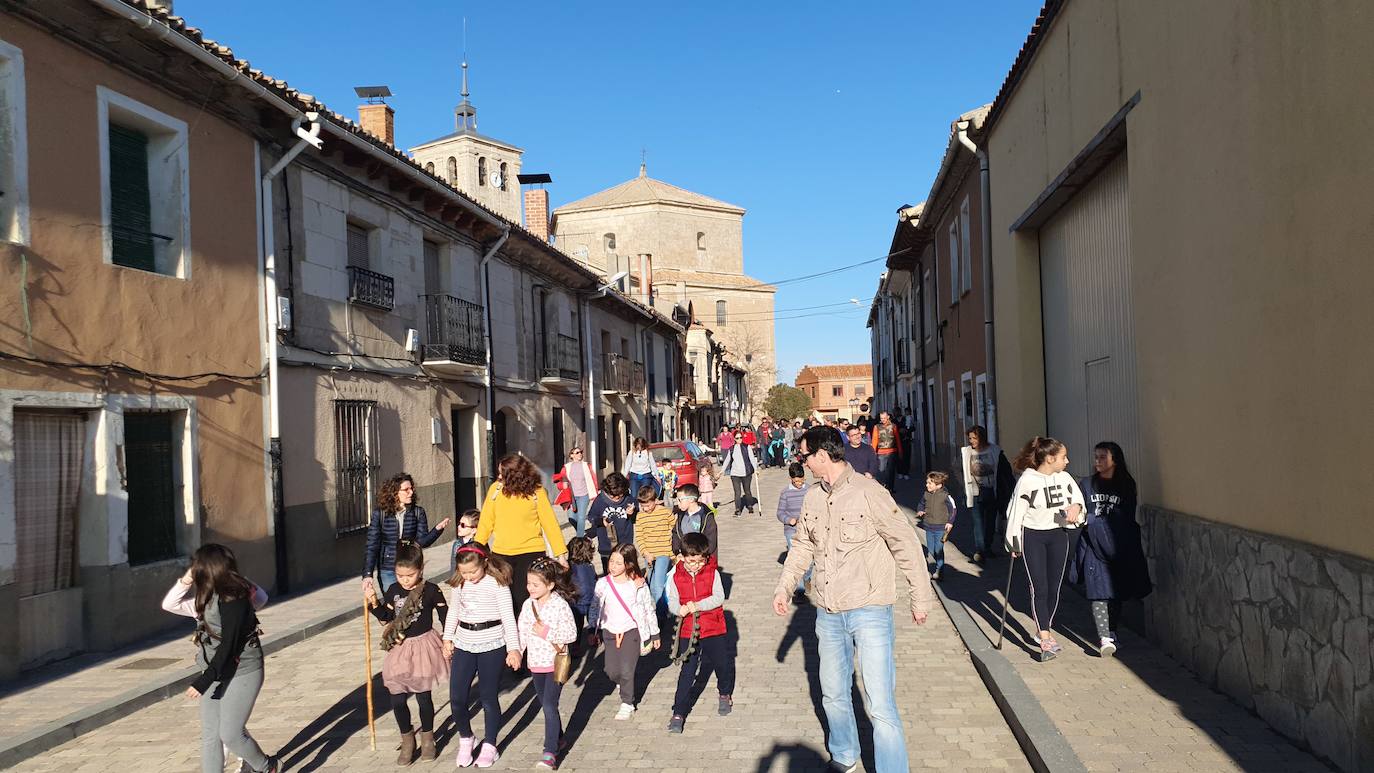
[1069,442,1153,657]
[162,544,278,773]
[362,473,450,595]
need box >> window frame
[477,156,487,186]
[333,399,380,535]
[946,380,957,447]
[961,371,974,437]
[959,196,973,295]
[0,38,29,246]
[947,218,960,306]
[346,221,372,269]
[716,299,727,326]
[923,269,934,341]
[97,86,191,278]
[446,156,458,184]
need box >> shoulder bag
[531,599,572,684]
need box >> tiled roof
[554,174,745,216]
[983,1,1065,136]
[652,268,776,292]
[796,364,873,382]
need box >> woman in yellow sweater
[475,454,569,617]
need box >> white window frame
[97,86,191,279]
[946,380,957,447]
[961,371,974,437]
[0,38,29,246]
[975,373,988,430]
[923,269,934,340]
[947,219,960,306]
[960,197,973,295]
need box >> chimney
[637,253,654,305]
[523,189,550,243]
[358,102,395,146]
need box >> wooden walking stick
[994,553,1017,650]
[363,597,377,751]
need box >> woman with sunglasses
[558,447,598,539]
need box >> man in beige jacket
[773,425,933,773]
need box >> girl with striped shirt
[442,545,520,768]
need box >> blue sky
[177,0,1041,384]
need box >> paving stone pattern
[904,481,1334,773]
[9,469,1028,772]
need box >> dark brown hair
[497,454,543,499]
[680,531,712,558]
[189,543,254,618]
[636,486,659,504]
[394,541,424,572]
[926,470,950,486]
[566,536,596,565]
[601,472,629,498]
[449,543,513,587]
[527,556,578,604]
[377,472,417,514]
[967,425,989,447]
[610,542,644,580]
[1013,436,1066,474]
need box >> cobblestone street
[9,468,1029,772]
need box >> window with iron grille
[334,400,380,534]
[124,412,180,565]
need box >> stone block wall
[1141,505,1373,771]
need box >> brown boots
[396,731,416,766]
[418,731,437,762]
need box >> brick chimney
[358,103,395,146]
[637,253,654,305]
[523,189,550,243]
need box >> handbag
[607,578,654,656]
[531,600,572,684]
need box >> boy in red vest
[663,532,733,733]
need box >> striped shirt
[441,574,520,654]
[635,506,675,559]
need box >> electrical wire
[0,349,266,382]
[749,248,911,289]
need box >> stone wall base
[1141,505,1373,771]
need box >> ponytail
[449,543,514,587]
[1013,435,1065,473]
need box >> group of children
[365,478,735,770]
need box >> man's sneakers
[1099,637,1118,657]
[666,715,685,734]
[718,694,733,716]
[828,760,859,773]
[614,702,636,720]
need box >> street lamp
[848,397,859,421]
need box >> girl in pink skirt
[366,542,450,765]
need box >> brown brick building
[794,364,873,422]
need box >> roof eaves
[983,0,1067,137]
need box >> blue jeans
[784,532,812,591]
[971,485,995,554]
[876,453,895,490]
[377,569,396,592]
[571,494,590,539]
[648,555,671,614]
[815,605,908,772]
[628,472,656,501]
[924,528,946,572]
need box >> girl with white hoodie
[1004,436,1085,661]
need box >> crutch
[363,597,377,750]
[994,552,1017,650]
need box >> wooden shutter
[109,124,156,272]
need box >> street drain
[117,657,181,670]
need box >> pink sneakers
[454,736,475,767]
[474,742,500,768]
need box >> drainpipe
[259,113,322,594]
[957,120,998,443]
[581,295,599,473]
[478,228,511,479]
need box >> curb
[932,579,1088,773]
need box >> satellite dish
[860,402,870,413]
[489,172,504,188]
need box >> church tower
[409,61,523,222]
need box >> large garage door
[1039,154,1138,478]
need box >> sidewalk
[891,478,1332,772]
[0,539,463,768]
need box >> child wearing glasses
[664,532,734,732]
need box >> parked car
[648,441,709,487]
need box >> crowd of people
[164,414,1150,773]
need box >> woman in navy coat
[1070,442,1152,657]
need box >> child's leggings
[531,673,564,754]
[1019,527,1072,635]
[391,690,434,733]
[672,635,735,716]
[602,628,641,705]
[1092,599,1122,640]
[451,647,505,745]
[199,666,269,773]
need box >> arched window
[697,232,706,251]
[603,233,616,253]
[716,299,727,326]
[446,157,457,183]
[499,162,508,191]
[424,161,435,174]
[478,157,487,186]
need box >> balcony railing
[541,333,580,381]
[896,340,911,375]
[347,266,395,311]
[421,294,486,365]
[602,353,645,395]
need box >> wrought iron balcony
[541,333,581,382]
[896,340,911,375]
[601,353,645,395]
[347,266,395,311]
[420,294,486,368]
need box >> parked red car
[648,441,709,487]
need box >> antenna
[639,147,647,177]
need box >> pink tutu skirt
[381,629,449,694]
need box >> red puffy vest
[671,559,726,639]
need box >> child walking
[565,537,598,656]
[670,484,719,558]
[442,544,521,767]
[916,471,958,581]
[586,472,636,574]
[696,459,718,507]
[775,462,810,599]
[653,456,677,501]
[516,558,580,769]
[366,543,450,765]
[589,543,660,719]
[450,509,480,572]
[634,486,676,615]
[664,532,735,733]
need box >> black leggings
[531,673,564,754]
[495,552,544,620]
[391,690,434,734]
[451,648,505,744]
[1019,528,1072,635]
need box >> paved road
[11,468,1029,772]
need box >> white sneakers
[614,703,636,720]
[1100,638,1118,657]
